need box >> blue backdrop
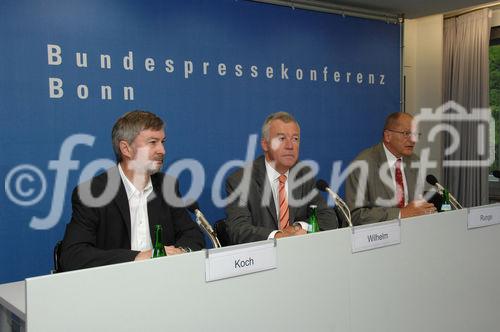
[0,0,400,283]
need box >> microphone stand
[325,188,353,227]
[449,193,463,210]
[194,210,222,248]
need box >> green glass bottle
[308,205,319,233]
[441,190,452,212]
[152,224,167,258]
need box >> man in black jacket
[60,110,204,271]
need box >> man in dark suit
[345,112,437,225]
[60,110,204,271]
[225,112,338,244]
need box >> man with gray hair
[225,112,338,244]
[60,110,204,271]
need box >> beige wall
[403,14,444,180]
[492,8,500,26]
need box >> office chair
[51,240,63,274]
[334,206,348,228]
[214,219,231,247]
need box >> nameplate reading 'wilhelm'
[351,219,401,253]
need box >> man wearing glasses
[345,112,436,225]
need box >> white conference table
[1,205,499,332]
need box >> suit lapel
[147,186,162,242]
[288,164,301,225]
[254,157,279,228]
[403,157,417,201]
[375,143,394,200]
[112,168,132,242]
[288,197,297,226]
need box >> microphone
[425,175,463,210]
[316,179,353,227]
[493,170,500,179]
[187,202,221,248]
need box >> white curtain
[443,9,491,207]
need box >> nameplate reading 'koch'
[351,219,401,253]
[467,204,500,229]
[205,240,277,282]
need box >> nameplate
[205,240,277,282]
[351,219,401,253]
[467,204,500,229]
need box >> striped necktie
[278,174,289,230]
[395,158,405,208]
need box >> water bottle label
[441,204,452,212]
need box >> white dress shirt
[118,164,154,251]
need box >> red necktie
[278,175,289,230]
[395,158,405,208]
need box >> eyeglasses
[385,129,422,139]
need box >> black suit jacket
[60,167,204,271]
[225,156,338,244]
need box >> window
[489,24,500,201]
[490,33,499,172]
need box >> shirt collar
[118,163,153,200]
[382,143,401,168]
[264,158,290,183]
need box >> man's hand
[135,250,152,261]
[275,225,307,239]
[165,246,186,255]
[400,199,437,218]
[134,246,187,261]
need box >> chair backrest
[214,219,231,247]
[51,240,63,274]
[334,206,347,228]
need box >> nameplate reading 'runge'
[205,240,277,282]
[351,219,401,253]
[468,204,500,229]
